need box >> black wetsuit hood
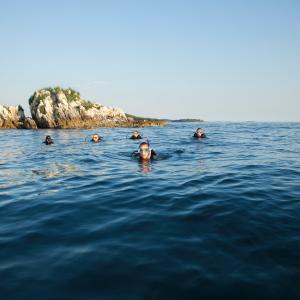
[193,133,206,138]
[130,135,142,140]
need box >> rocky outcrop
[29,87,130,128]
[0,87,166,129]
[22,117,38,129]
[29,87,166,128]
[0,105,37,129]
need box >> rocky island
[0,105,37,129]
[0,87,166,129]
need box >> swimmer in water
[193,128,206,138]
[130,130,142,140]
[44,135,53,145]
[138,142,157,160]
[91,134,101,143]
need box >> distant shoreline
[170,119,204,123]
[125,114,203,123]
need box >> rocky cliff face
[0,105,37,129]
[29,87,129,128]
[1,87,166,129]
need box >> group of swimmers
[43,128,206,161]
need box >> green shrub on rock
[39,105,46,114]
[81,99,95,110]
[28,87,82,106]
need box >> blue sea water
[0,122,300,300]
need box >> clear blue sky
[0,0,299,121]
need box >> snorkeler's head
[131,130,142,139]
[91,134,101,143]
[196,128,204,137]
[139,141,151,160]
[45,135,53,145]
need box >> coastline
[0,87,168,129]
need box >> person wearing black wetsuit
[44,135,53,145]
[193,128,206,138]
[138,142,157,160]
[91,134,101,143]
[130,131,142,140]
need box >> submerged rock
[29,87,129,128]
[0,105,37,129]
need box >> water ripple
[0,123,300,299]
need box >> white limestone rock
[29,87,128,128]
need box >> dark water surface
[0,122,300,300]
